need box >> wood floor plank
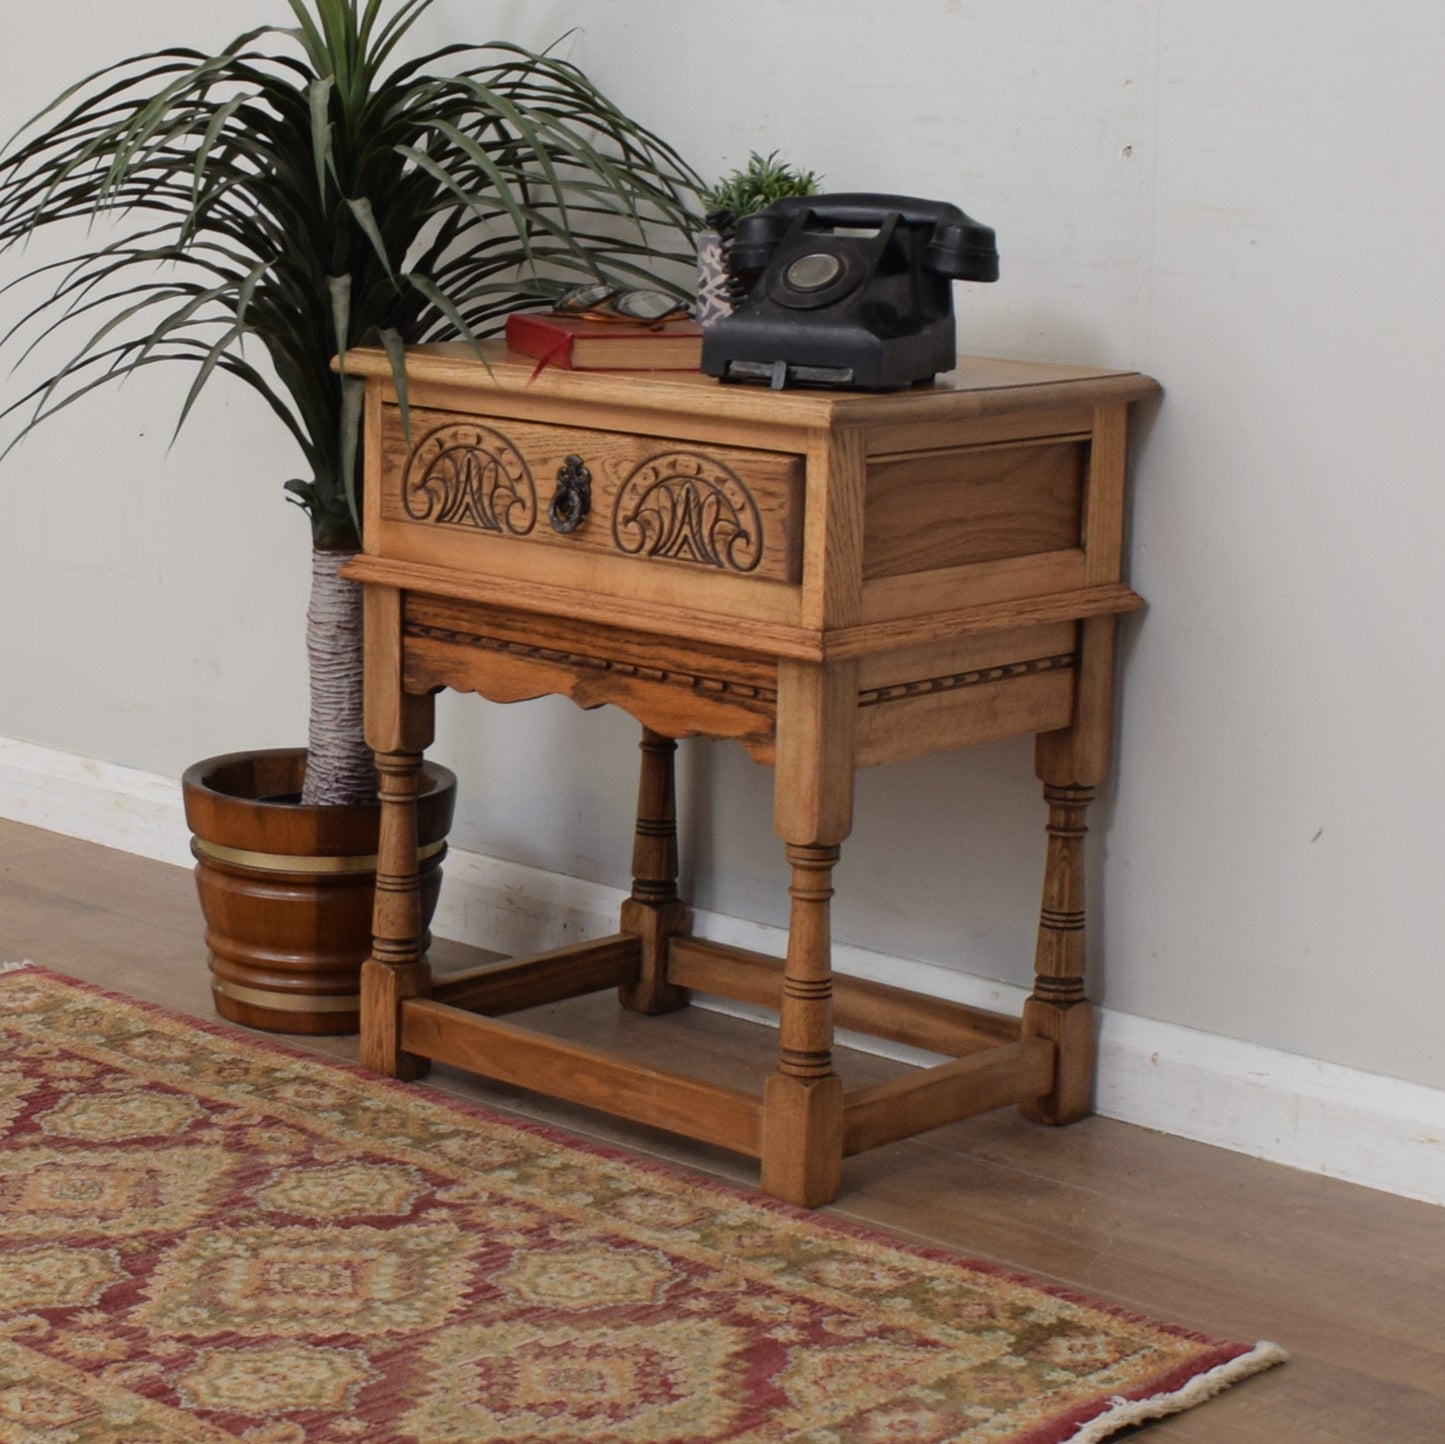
[2,817,1441,1439]
[830,1131,1444,1391]
[1131,1357,1445,1443]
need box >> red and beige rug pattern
[0,964,1284,1443]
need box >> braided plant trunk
[300,548,376,806]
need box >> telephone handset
[700,193,999,391]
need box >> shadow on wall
[681,732,1050,990]
[427,665,1103,996]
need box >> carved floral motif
[613,452,764,573]
[403,423,537,536]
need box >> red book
[505,310,703,371]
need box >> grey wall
[2,1,1441,1090]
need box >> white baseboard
[0,737,196,869]
[3,735,1441,1207]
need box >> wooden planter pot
[181,748,456,1035]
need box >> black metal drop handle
[549,454,592,534]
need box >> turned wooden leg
[361,750,434,1079]
[619,727,690,1014]
[774,844,840,1085]
[359,586,437,1080]
[762,659,855,1208]
[1019,783,1096,1123]
[1021,616,1116,1124]
[761,843,846,1206]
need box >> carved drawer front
[378,405,804,585]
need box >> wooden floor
[3,816,1442,1441]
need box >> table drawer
[377,405,804,587]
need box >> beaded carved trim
[405,623,778,706]
[858,652,1076,708]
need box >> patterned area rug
[0,964,1284,1443]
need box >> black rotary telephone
[700,193,999,391]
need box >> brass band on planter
[212,979,360,1013]
[191,838,446,874]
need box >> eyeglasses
[552,284,690,327]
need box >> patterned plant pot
[694,230,734,326]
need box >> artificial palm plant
[0,0,702,804]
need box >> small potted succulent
[0,0,703,1031]
[694,151,821,324]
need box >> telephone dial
[700,194,998,391]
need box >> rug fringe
[1068,1341,1290,1443]
[0,960,35,974]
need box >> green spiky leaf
[0,0,705,548]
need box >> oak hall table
[343,342,1158,1208]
